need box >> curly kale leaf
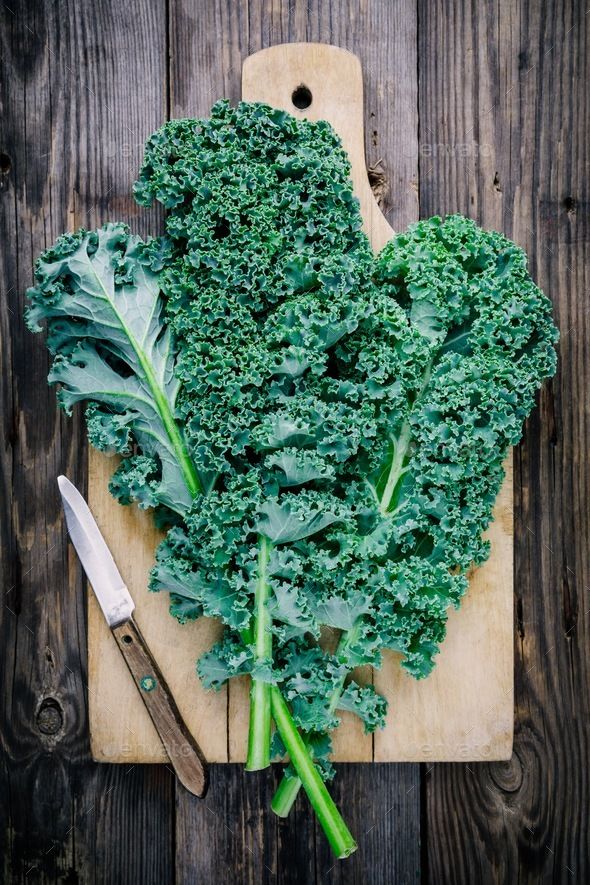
[312,215,559,677]
[363,215,558,571]
[336,683,387,733]
[197,632,253,690]
[134,100,375,481]
[254,492,352,544]
[219,214,556,708]
[150,471,263,628]
[26,223,200,514]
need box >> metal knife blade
[57,474,135,626]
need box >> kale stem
[271,769,302,817]
[245,535,272,771]
[271,686,357,858]
[378,421,412,514]
[378,361,433,515]
[271,623,361,817]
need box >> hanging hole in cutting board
[292,85,312,109]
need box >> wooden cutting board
[88,43,513,764]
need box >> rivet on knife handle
[112,616,209,797]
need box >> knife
[58,474,208,798]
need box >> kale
[27,100,558,858]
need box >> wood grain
[418,0,590,880]
[2,0,586,882]
[174,761,420,884]
[0,0,175,881]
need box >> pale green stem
[378,421,412,515]
[272,624,360,817]
[246,535,273,771]
[271,687,357,858]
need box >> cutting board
[88,43,514,764]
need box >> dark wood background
[1,0,587,882]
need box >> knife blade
[58,475,135,626]
[58,475,208,797]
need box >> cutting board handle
[242,43,394,251]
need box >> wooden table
[1,1,586,881]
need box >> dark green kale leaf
[134,100,375,483]
[26,223,201,515]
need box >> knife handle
[112,617,208,797]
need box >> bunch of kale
[27,101,557,856]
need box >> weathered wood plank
[312,763,421,884]
[418,0,589,880]
[175,766,280,885]
[174,761,421,884]
[0,0,174,881]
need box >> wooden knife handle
[112,617,208,797]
